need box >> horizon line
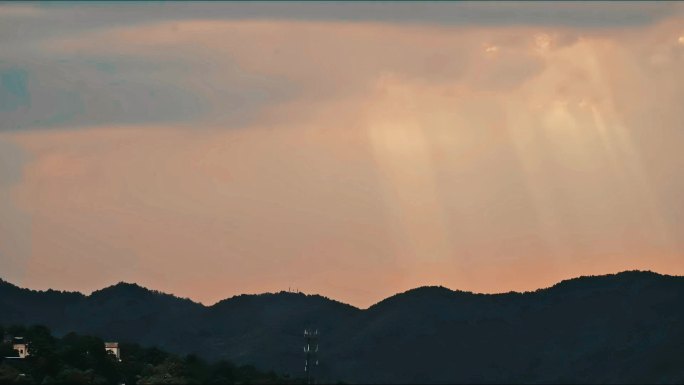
[1,269,679,310]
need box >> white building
[12,337,29,359]
[104,342,121,361]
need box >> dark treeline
[0,324,303,384]
[3,271,684,383]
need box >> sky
[1,2,683,308]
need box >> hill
[1,271,683,383]
[0,324,299,384]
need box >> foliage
[3,271,684,383]
[0,325,302,384]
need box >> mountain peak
[543,270,670,293]
[211,290,360,312]
[89,281,155,299]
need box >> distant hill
[1,271,683,384]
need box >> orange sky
[1,3,683,307]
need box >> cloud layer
[1,3,683,307]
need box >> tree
[0,324,300,384]
[0,343,18,360]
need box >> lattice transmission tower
[304,328,319,384]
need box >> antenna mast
[304,328,319,384]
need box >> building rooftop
[12,337,26,344]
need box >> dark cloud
[0,68,31,112]
[1,2,680,46]
[0,55,294,131]
[0,2,680,131]
[32,2,681,28]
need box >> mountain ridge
[1,269,675,310]
[1,270,683,383]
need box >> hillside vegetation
[1,271,683,383]
[0,325,301,384]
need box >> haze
[1,2,683,308]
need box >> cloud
[0,5,683,306]
[2,2,682,131]
[14,2,684,28]
[13,19,554,132]
[0,51,293,131]
[0,68,31,112]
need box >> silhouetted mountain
[1,271,683,384]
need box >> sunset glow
[1,2,683,308]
